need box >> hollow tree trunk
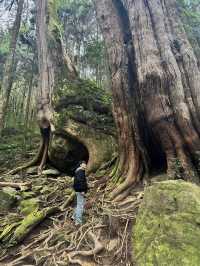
[0,0,24,133]
[95,0,200,199]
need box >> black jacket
[73,168,88,193]
[40,126,50,138]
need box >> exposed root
[0,181,32,190]
[116,192,144,207]
[113,187,132,202]
[37,137,49,175]
[110,178,135,201]
[60,192,75,211]
[68,231,104,264]
[6,140,44,175]
[110,163,143,201]
[0,171,143,266]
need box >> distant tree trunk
[95,0,200,200]
[0,0,24,132]
[24,72,33,131]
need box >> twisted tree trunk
[0,0,24,132]
[95,0,200,200]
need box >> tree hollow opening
[49,133,89,175]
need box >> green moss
[54,79,111,107]
[10,207,58,245]
[133,180,200,266]
[19,198,39,216]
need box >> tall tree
[7,0,80,175]
[0,0,24,132]
[95,0,200,200]
[35,0,55,174]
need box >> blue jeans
[73,192,85,225]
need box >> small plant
[171,158,184,180]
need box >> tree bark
[95,0,200,199]
[0,0,24,132]
[95,0,146,200]
[35,0,54,173]
[24,72,34,131]
[8,1,81,175]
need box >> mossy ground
[0,129,40,173]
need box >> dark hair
[79,160,86,165]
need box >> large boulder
[133,180,200,266]
[50,79,117,174]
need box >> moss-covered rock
[0,189,17,211]
[50,79,117,174]
[133,180,200,266]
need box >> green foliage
[0,31,10,56]
[55,78,111,105]
[0,129,40,172]
[171,158,183,179]
[178,0,200,57]
[84,40,106,69]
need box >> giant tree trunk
[95,0,146,201]
[95,0,200,199]
[0,0,24,132]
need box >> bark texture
[0,0,24,132]
[95,0,200,199]
[35,0,54,173]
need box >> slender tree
[95,0,200,200]
[35,0,55,174]
[0,0,24,132]
[7,0,80,175]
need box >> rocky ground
[1,132,199,266]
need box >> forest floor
[0,131,143,266]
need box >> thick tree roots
[68,231,104,265]
[0,183,142,266]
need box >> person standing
[73,161,88,225]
